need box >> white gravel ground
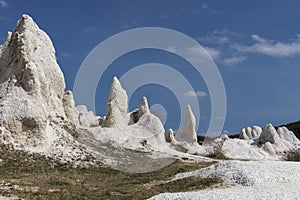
[149,160,300,200]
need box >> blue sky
[1,0,300,135]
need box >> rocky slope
[149,160,300,199]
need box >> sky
[1,0,300,135]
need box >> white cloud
[198,29,240,44]
[223,56,246,66]
[0,0,8,7]
[187,45,220,59]
[166,45,220,63]
[235,34,300,57]
[251,34,269,43]
[204,47,220,60]
[184,90,208,97]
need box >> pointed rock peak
[265,123,274,131]
[14,14,39,34]
[20,14,35,25]
[139,96,150,114]
[108,76,127,101]
[175,105,198,144]
[112,76,120,86]
[184,105,196,126]
[259,123,280,144]
[104,76,129,127]
[184,105,195,124]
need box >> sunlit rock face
[102,77,130,127]
[175,105,198,144]
[0,15,171,164]
[0,15,67,143]
[0,15,102,166]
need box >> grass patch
[0,144,219,199]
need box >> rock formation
[102,77,130,127]
[218,123,300,160]
[239,126,262,140]
[129,96,150,125]
[0,15,101,166]
[258,123,280,144]
[175,105,198,144]
[0,15,175,166]
[0,14,299,167]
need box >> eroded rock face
[0,15,67,144]
[175,105,198,144]
[239,126,262,140]
[218,123,300,160]
[102,77,130,127]
[129,96,150,125]
[258,123,281,144]
[277,126,299,144]
[0,15,102,166]
[2,14,299,166]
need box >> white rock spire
[175,105,198,144]
[103,76,129,127]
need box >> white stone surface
[239,126,262,140]
[149,160,300,200]
[0,15,178,166]
[102,77,130,127]
[217,123,300,160]
[175,105,198,144]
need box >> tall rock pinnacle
[175,105,198,144]
[103,77,129,127]
[0,14,68,144]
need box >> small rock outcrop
[277,126,299,144]
[129,96,150,124]
[219,123,300,160]
[166,129,189,153]
[239,126,262,140]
